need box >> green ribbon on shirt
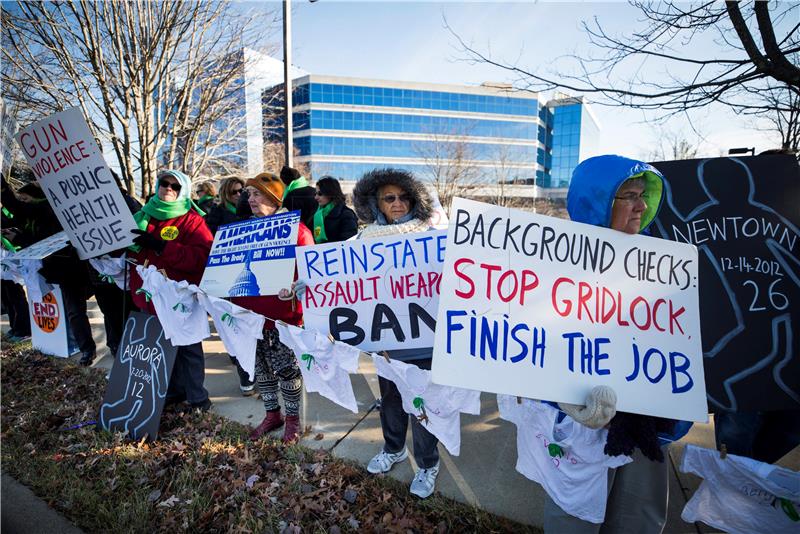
[135,288,152,302]
[221,313,235,327]
[172,302,189,313]
[548,443,565,458]
[300,353,315,370]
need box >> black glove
[131,229,167,254]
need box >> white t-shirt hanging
[89,255,129,289]
[372,355,480,456]
[276,322,361,413]
[680,444,800,534]
[199,293,264,382]
[137,265,209,346]
[497,395,632,524]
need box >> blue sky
[242,0,786,159]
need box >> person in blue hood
[545,155,688,534]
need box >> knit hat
[558,385,617,429]
[158,170,192,201]
[246,172,284,206]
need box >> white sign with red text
[15,107,136,259]
[432,198,707,422]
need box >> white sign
[200,211,300,297]
[28,285,73,358]
[15,107,137,259]
[6,231,69,260]
[297,231,446,351]
[432,198,708,422]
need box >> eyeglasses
[380,194,411,204]
[158,179,182,192]
[230,188,243,196]
[314,190,324,197]
[614,192,647,204]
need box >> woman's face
[377,184,411,223]
[610,180,647,235]
[247,186,278,217]
[227,183,244,204]
[314,188,331,207]
[157,175,182,202]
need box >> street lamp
[728,147,755,156]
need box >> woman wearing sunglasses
[205,176,246,234]
[311,176,358,243]
[127,169,214,412]
[350,168,442,499]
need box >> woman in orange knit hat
[230,172,314,443]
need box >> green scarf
[282,176,309,199]
[129,197,204,252]
[313,202,335,243]
[198,194,215,206]
[225,201,237,214]
[1,236,19,252]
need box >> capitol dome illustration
[228,251,260,297]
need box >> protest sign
[14,107,137,259]
[28,286,73,357]
[650,155,800,412]
[6,231,69,260]
[199,211,300,297]
[297,230,446,351]
[99,312,178,441]
[432,197,707,422]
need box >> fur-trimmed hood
[352,168,434,224]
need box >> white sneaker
[367,447,408,474]
[409,461,440,499]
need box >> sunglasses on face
[380,194,411,204]
[158,178,182,192]
[230,188,243,195]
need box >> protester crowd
[2,157,798,533]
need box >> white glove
[558,386,617,429]
[292,278,308,299]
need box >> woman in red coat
[231,172,314,443]
[129,170,214,412]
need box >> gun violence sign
[15,107,137,259]
[297,230,446,352]
[431,198,708,422]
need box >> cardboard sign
[650,155,800,412]
[28,285,72,358]
[432,198,708,422]
[6,231,69,260]
[14,107,137,259]
[297,230,446,351]
[99,312,178,441]
[199,211,300,297]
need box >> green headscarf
[282,176,309,199]
[129,196,205,252]
[313,202,335,243]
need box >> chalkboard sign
[650,155,800,412]
[99,312,178,440]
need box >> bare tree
[413,125,481,211]
[262,142,310,177]
[739,82,800,151]
[449,2,800,118]
[2,1,280,197]
[647,126,705,161]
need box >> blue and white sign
[199,211,300,297]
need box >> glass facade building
[261,74,599,188]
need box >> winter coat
[352,169,435,362]
[128,209,213,313]
[205,203,242,235]
[230,221,314,330]
[319,202,358,243]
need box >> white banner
[297,231,446,351]
[6,231,69,260]
[15,107,137,259]
[432,198,708,422]
[199,211,300,297]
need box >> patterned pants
[255,329,302,416]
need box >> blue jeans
[714,410,800,463]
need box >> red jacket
[231,222,314,329]
[129,209,213,314]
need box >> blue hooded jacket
[567,154,664,231]
[565,155,693,444]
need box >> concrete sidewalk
[3,301,799,532]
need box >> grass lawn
[1,342,540,533]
